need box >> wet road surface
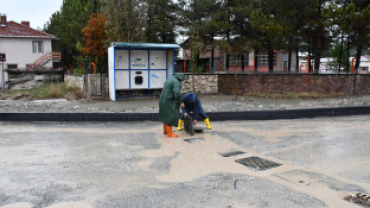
[1,116,370,208]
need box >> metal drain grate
[235,156,281,171]
[219,151,245,157]
[184,138,204,144]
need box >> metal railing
[26,51,61,70]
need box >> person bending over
[178,93,211,131]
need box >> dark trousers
[180,106,207,120]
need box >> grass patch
[4,82,83,100]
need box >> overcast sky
[1,0,63,30]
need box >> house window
[230,54,248,66]
[359,67,369,72]
[7,64,18,69]
[32,41,43,53]
[257,53,276,66]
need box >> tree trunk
[308,48,312,73]
[338,34,344,72]
[226,53,230,72]
[347,38,350,72]
[354,44,362,74]
[314,2,322,74]
[211,49,214,72]
[295,47,299,73]
[268,45,274,73]
[211,34,214,72]
[288,38,292,73]
[314,37,322,74]
[241,54,244,72]
[314,53,321,74]
[254,49,258,73]
[196,49,200,70]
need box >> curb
[1,106,370,122]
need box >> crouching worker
[178,93,212,130]
[159,73,185,138]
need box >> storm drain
[219,151,245,157]
[235,156,281,171]
[345,193,370,207]
[184,138,204,144]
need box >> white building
[0,14,59,70]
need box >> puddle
[138,129,256,182]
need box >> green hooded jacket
[158,73,185,126]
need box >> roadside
[1,93,370,113]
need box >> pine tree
[329,0,370,73]
[145,0,178,43]
[44,0,94,69]
[102,0,147,43]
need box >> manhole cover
[235,156,281,171]
[219,151,245,157]
[184,138,204,143]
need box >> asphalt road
[1,116,370,208]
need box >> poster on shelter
[131,50,148,69]
[150,70,166,88]
[150,50,166,69]
[115,50,129,69]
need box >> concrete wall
[218,74,370,95]
[0,37,53,68]
[65,74,109,100]
[64,75,84,90]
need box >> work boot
[204,118,212,130]
[163,123,167,134]
[166,125,179,138]
[177,119,184,131]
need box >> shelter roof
[112,42,180,49]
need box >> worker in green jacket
[158,73,185,138]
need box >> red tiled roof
[0,21,57,38]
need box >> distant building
[299,55,370,73]
[175,37,298,73]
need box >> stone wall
[181,74,218,94]
[218,74,370,95]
